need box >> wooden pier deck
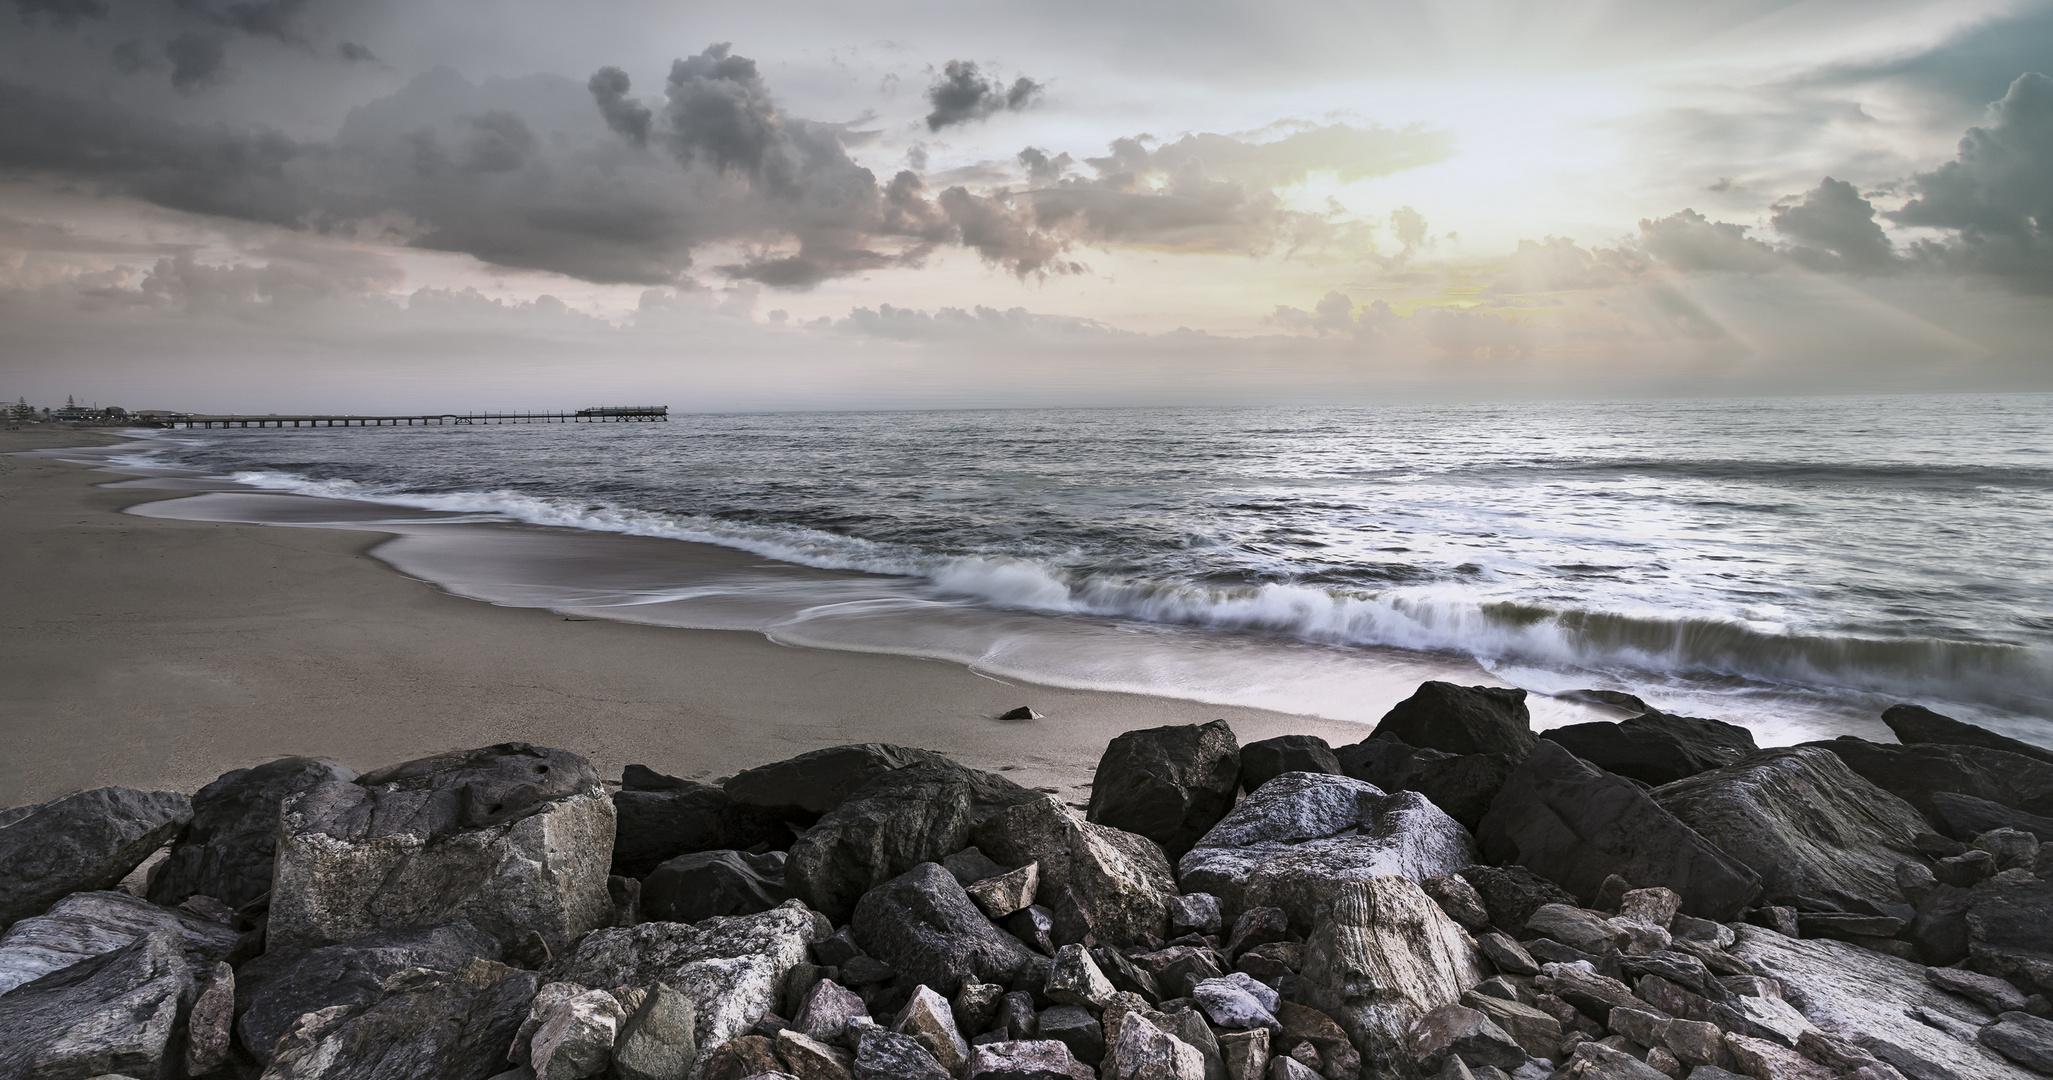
[156,406,669,430]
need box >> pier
[155,406,669,430]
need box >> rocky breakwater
[1,685,2052,1080]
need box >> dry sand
[0,429,1370,808]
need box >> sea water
[108,394,2053,745]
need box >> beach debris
[0,785,192,933]
[146,755,357,911]
[975,794,1179,947]
[1478,740,1762,921]
[1367,682,1539,760]
[1236,736,1340,796]
[999,706,1041,720]
[1179,773,1475,933]
[1334,740,1516,830]
[1539,712,1758,787]
[1087,720,1244,861]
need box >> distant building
[0,398,31,423]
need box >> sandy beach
[0,429,1372,809]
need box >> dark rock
[791,764,1027,924]
[1524,939,1601,968]
[1967,876,2053,954]
[1916,830,1971,858]
[0,888,239,997]
[1422,875,1493,932]
[1932,793,2053,843]
[615,980,698,1080]
[856,1027,953,1080]
[705,1034,783,1080]
[815,926,864,968]
[1882,705,2053,766]
[1554,1040,1671,1080]
[1049,885,1095,948]
[1459,990,1562,1060]
[1526,904,1628,955]
[269,743,615,956]
[1227,907,1290,960]
[610,873,642,926]
[146,756,355,910]
[1009,905,1057,956]
[1652,747,1926,912]
[613,773,786,878]
[1037,1004,1106,1065]
[1926,966,2031,1013]
[1240,736,1343,794]
[1542,712,1758,787]
[1796,912,1906,940]
[1476,932,1540,977]
[1180,773,1474,932]
[1237,942,1305,985]
[852,862,1042,998]
[969,864,1042,920]
[1369,682,1538,760]
[1811,739,2053,824]
[1979,1012,2053,1073]
[1170,893,1225,937]
[1335,742,1515,831]
[1273,1000,1360,1080]
[1973,828,2041,871]
[0,785,192,932]
[1477,741,1761,920]
[0,927,193,1079]
[1407,1003,1526,1071]
[186,959,236,1076]
[1537,963,1640,1023]
[1087,721,1243,861]
[975,795,1178,947]
[263,954,539,1080]
[844,954,895,986]
[946,848,1011,886]
[1459,865,1578,932]
[643,849,791,924]
[1095,946,1163,1003]
[999,707,1042,721]
[726,744,956,817]
[1141,944,1228,999]
[1935,850,1996,887]
[235,919,503,1064]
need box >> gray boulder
[0,786,192,932]
[1087,721,1243,861]
[1966,874,2053,955]
[1333,741,1513,831]
[0,927,193,1080]
[260,956,539,1080]
[612,766,785,879]
[1295,876,1489,1080]
[851,863,1042,998]
[146,756,356,910]
[1368,683,1537,760]
[551,901,817,1074]
[235,919,504,1064]
[1540,712,1757,787]
[967,1039,1097,1080]
[725,744,956,817]
[1932,792,2053,843]
[1456,865,1576,932]
[0,889,239,997]
[268,743,616,955]
[1882,705,2053,766]
[1476,740,1760,920]
[856,1028,953,1080]
[1652,747,1928,910]
[642,850,790,924]
[1179,773,1473,932]
[1239,736,1342,795]
[613,980,698,1080]
[975,796,1178,947]
[791,764,1034,924]
[1731,925,2038,1080]
[1810,738,2053,824]
[1980,1013,2053,1074]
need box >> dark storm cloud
[8,0,107,24]
[1803,4,2053,116]
[336,41,375,63]
[1888,72,2053,291]
[1771,177,1894,273]
[165,32,227,90]
[924,61,1041,131]
[587,67,651,146]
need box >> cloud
[1771,177,1894,273]
[337,41,376,63]
[924,60,1041,130]
[587,66,651,146]
[165,32,228,91]
[8,0,106,24]
[1636,208,1783,274]
[1889,72,2053,291]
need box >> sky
[2,0,2052,412]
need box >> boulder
[704,1034,783,1080]
[144,756,356,910]
[725,744,956,817]
[1540,712,1757,787]
[614,981,697,1080]
[1473,932,1540,977]
[945,848,1011,886]
[268,743,616,956]
[0,786,192,932]
[0,889,239,997]
[856,1028,953,1080]
[1088,721,1244,861]
[1652,748,1929,911]
[1458,991,1561,1060]
[1882,705,2053,766]
[256,955,539,1080]
[1407,1003,1526,1071]
[186,960,235,1076]
[968,864,1041,920]
[1038,1004,1107,1065]
[1524,905,1628,955]
[966,1039,1097,1080]
[1476,741,1760,921]
[1926,967,2029,1014]
[551,901,817,1073]
[0,927,193,1080]
[791,764,1023,924]
[1218,1028,1270,1080]
[1296,876,1490,1079]
[1931,793,2053,843]
[1457,866,1577,932]
[851,863,1043,998]
[531,988,629,1080]
[1105,1015,1207,1080]
[1966,874,2053,954]
[1272,1000,1360,1080]
[1334,742,1513,831]
[1980,1013,2053,1074]
[1194,975,1282,1033]
[1552,1040,1672,1080]
[894,984,970,1074]
[612,769,785,878]
[1179,773,1474,931]
[1810,739,2053,823]
[1368,683,1537,760]
[643,850,791,924]
[1046,944,1117,1009]
[777,1027,855,1080]
[1240,737,1343,794]
[1730,925,2039,1080]
[974,796,1178,947]
[794,979,871,1042]
[235,919,504,1064]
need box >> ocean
[102,394,2053,747]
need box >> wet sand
[0,429,1374,807]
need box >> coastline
[0,429,1373,807]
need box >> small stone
[1526,906,1628,955]
[856,1028,953,1080]
[1755,907,1799,938]
[816,928,866,968]
[1668,916,1734,949]
[956,982,1006,1035]
[1933,851,1996,888]
[1594,875,1633,913]
[1107,1014,1208,1080]
[1461,991,1562,1060]
[1236,942,1304,986]
[796,979,872,1043]
[532,989,629,1080]
[1194,976,1283,1033]
[965,1039,1097,1080]
[999,991,1039,1040]
[704,1036,783,1080]
[1010,906,1057,956]
[614,981,697,1080]
[1219,1029,1271,1080]
[1409,1003,1527,1072]
[1171,894,1225,937]
[1097,946,1165,1003]
[894,984,971,1074]
[1606,1006,1668,1051]
[183,961,235,1077]
[1274,1000,1361,1080]
[1423,875,1493,932]
[1660,1020,1729,1068]
[1049,886,1096,948]
[1037,1004,1107,1065]
[842,956,896,986]
[1269,1057,1321,1080]
[1971,828,2040,871]
[1226,907,1289,960]
[999,707,1041,721]
[1980,1012,2053,1073]
[1645,1047,1684,1078]
[1721,1034,1834,1080]
[1617,922,1673,957]
[1478,932,1541,977]
[1046,943,1117,1008]
[969,864,1042,920]
[1555,1041,1670,1080]
[779,1028,858,1080]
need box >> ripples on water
[124,394,2053,739]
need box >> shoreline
[0,429,1375,807]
